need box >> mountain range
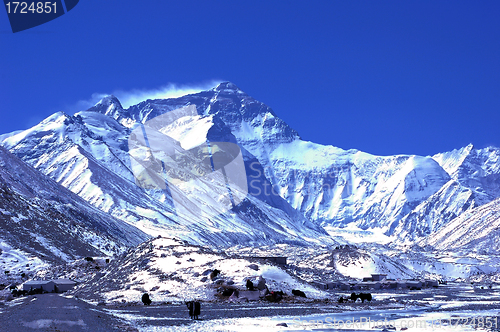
[1,82,499,265]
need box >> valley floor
[0,293,137,332]
[2,283,500,331]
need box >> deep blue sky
[1,1,499,156]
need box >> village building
[23,280,55,293]
[323,274,438,291]
[370,274,388,281]
[23,279,77,293]
[53,279,77,292]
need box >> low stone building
[23,279,76,293]
[54,279,77,292]
[23,280,55,293]
[407,281,422,289]
[425,280,439,287]
[371,274,387,281]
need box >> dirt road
[0,294,137,332]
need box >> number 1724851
[5,2,57,14]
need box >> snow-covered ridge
[107,82,499,243]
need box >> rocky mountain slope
[423,197,500,253]
[0,146,149,285]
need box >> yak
[246,279,254,291]
[350,292,372,303]
[210,269,221,280]
[186,301,201,320]
[291,289,306,298]
[141,293,152,305]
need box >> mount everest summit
[1,82,499,256]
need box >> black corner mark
[4,0,79,33]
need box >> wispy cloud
[65,80,222,113]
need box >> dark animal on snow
[141,293,152,305]
[360,293,372,302]
[291,289,306,298]
[186,301,201,319]
[11,289,28,297]
[350,292,372,303]
[194,301,200,318]
[186,301,194,319]
[222,289,233,296]
[27,288,43,296]
[210,269,221,280]
[338,296,345,303]
[246,279,254,291]
[265,291,284,303]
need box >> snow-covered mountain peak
[87,95,125,120]
[1,111,70,150]
[432,144,500,179]
[31,111,71,130]
[93,94,122,109]
[432,144,475,176]
[212,81,246,94]
[432,145,500,202]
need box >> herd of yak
[141,288,373,321]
